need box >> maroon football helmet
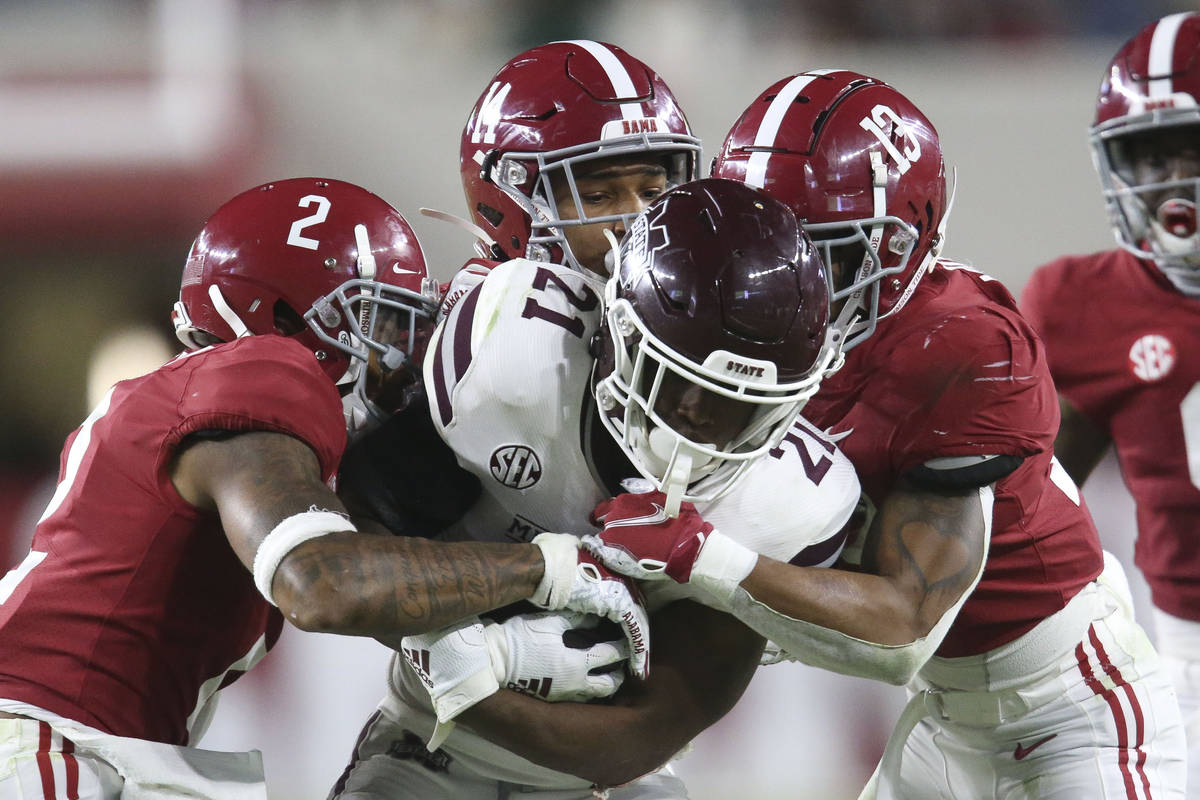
[172,178,440,434]
[1091,12,1200,294]
[593,178,834,509]
[712,70,948,353]
[460,40,701,272]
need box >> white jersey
[398,258,860,787]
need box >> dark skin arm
[1053,395,1111,487]
[459,599,764,788]
[171,430,544,635]
[739,478,986,655]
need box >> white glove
[485,610,628,702]
[531,532,651,678]
[400,616,498,750]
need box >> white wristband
[252,509,356,606]
[530,533,581,610]
[690,531,759,612]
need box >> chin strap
[207,285,251,339]
[420,207,499,260]
[662,450,693,518]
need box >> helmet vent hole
[522,107,559,122]
[273,300,306,337]
[477,203,504,228]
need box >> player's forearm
[741,559,925,644]
[273,533,543,636]
[460,691,682,787]
[462,601,761,787]
[728,485,989,684]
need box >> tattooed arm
[171,430,543,636]
[739,478,987,646]
[676,477,991,685]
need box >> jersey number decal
[1,389,116,604]
[859,105,921,175]
[286,195,332,251]
[769,419,835,485]
[520,267,599,339]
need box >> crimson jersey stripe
[62,736,79,800]
[1075,630,1140,799]
[36,721,55,799]
[1090,626,1153,798]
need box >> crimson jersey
[1023,249,1200,621]
[0,336,345,746]
[805,261,1104,657]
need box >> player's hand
[530,532,650,679]
[400,616,498,749]
[485,610,628,702]
[583,491,759,612]
[583,491,714,583]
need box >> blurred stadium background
[0,1,1192,797]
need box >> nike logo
[604,503,669,528]
[1013,734,1056,760]
[392,264,421,275]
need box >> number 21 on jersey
[519,266,599,339]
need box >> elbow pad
[735,484,994,685]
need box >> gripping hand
[582,491,759,612]
[583,491,714,582]
[531,532,650,678]
[400,617,498,750]
[486,610,627,702]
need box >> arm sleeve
[733,484,995,685]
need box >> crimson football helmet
[593,178,835,511]
[172,178,441,435]
[460,40,701,272]
[712,70,948,353]
[1091,12,1200,295]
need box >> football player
[586,71,1187,797]
[331,179,860,799]
[0,178,646,798]
[1022,12,1200,792]
[430,37,701,323]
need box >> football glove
[400,616,498,750]
[486,610,628,702]
[531,532,650,678]
[582,491,759,612]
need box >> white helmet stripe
[744,69,843,189]
[559,39,643,121]
[1149,12,1189,97]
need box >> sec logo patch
[489,444,543,489]
[1128,334,1176,382]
